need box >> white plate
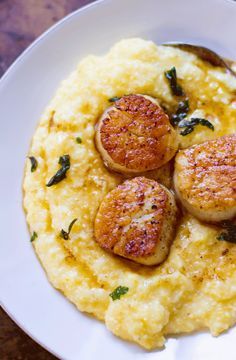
[0,0,236,359]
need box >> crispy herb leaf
[180,126,194,136]
[178,118,214,130]
[164,67,184,96]
[109,96,121,102]
[178,119,195,128]
[29,156,38,172]
[109,286,129,301]
[190,118,214,130]
[68,218,77,233]
[217,221,236,243]
[76,137,82,144]
[179,117,214,136]
[30,231,38,242]
[198,118,214,130]
[58,155,70,167]
[60,218,77,240]
[171,99,189,126]
[46,155,70,187]
[60,229,69,240]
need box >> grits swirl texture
[23,39,236,349]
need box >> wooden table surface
[0,1,95,359]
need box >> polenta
[23,38,236,349]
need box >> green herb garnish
[60,218,77,240]
[179,117,214,136]
[180,126,194,136]
[46,155,70,187]
[193,118,214,131]
[171,99,189,126]
[178,118,214,130]
[76,137,82,144]
[109,286,129,301]
[217,221,236,243]
[109,96,121,102]
[29,156,38,172]
[30,231,38,242]
[164,67,184,96]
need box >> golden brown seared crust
[174,134,236,222]
[94,177,178,265]
[95,95,178,174]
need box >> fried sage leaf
[217,221,236,244]
[60,218,77,240]
[179,117,214,130]
[46,155,70,187]
[179,117,214,136]
[171,99,189,126]
[180,126,194,136]
[28,156,38,172]
[109,96,121,102]
[194,118,214,131]
[109,286,129,301]
[164,67,184,96]
[30,231,38,242]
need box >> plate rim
[0,0,236,359]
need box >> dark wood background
[0,1,95,359]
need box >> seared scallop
[95,94,178,174]
[174,134,236,222]
[94,177,178,265]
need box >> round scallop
[95,94,178,174]
[174,134,236,222]
[94,177,178,265]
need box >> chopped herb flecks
[164,67,184,96]
[76,137,82,144]
[179,117,214,136]
[46,155,70,187]
[29,156,38,172]
[30,231,38,242]
[217,221,236,243]
[60,218,77,240]
[109,96,121,102]
[109,286,129,301]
